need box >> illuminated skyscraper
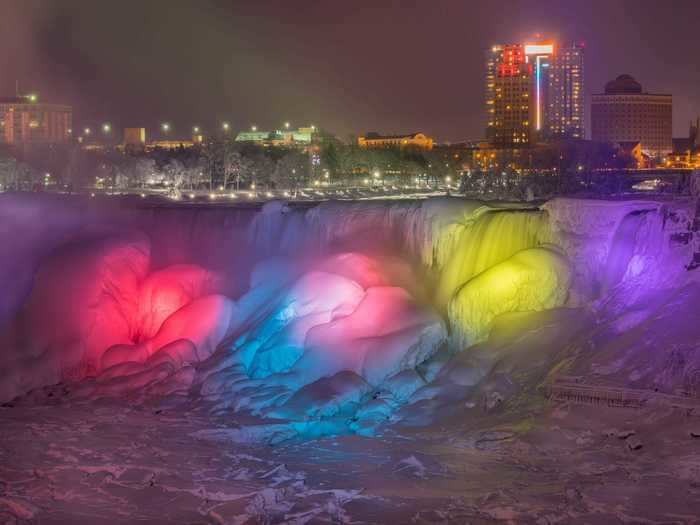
[486,43,532,147]
[485,39,584,147]
[546,43,585,139]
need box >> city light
[193,126,200,133]
[222,122,230,131]
[84,128,91,135]
[161,123,170,132]
[284,122,290,129]
[27,94,37,103]
[102,123,111,133]
[524,43,554,55]
[251,125,257,131]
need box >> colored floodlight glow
[524,44,554,55]
[535,56,542,131]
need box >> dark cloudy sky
[1,0,698,142]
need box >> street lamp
[222,122,230,131]
[84,127,91,135]
[284,122,290,129]
[102,123,111,133]
[193,126,200,134]
[251,125,257,132]
[161,122,170,133]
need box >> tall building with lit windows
[486,43,533,147]
[546,43,585,139]
[485,39,584,148]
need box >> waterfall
[434,209,553,308]
[601,211,646,293]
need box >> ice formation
[1,193,698,441]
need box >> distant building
[0,95,72,146]
[486,43,532,147]
[485,40,584,148]
[616,141,647,168]
[591,74,672,158]
[669,117,700,168]
[546,43,585,140]
[357,132,433,150]
[235,127,314,147]
[146,140,194,151]
[123,127,146,149]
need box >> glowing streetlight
[284,122,290,129]
[161,122,170,133]
[84,127,91,135]
[193,126,200,134]
[102,123,111,133]
[373,170,380,179]
[310,125,316,131]
[222,122,230,131]
[27,94,37,103]
[251,125,257,132]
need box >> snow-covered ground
[1,193,700,523]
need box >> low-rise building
[357,132,433,150]
[123,127,146,149]
[235,127,314,147]
[0,95,72,146]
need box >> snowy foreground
[2,193,700,523]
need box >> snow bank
[0,233,150,402]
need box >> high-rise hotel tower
[486,40,584,147]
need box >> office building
[591,74,672,157]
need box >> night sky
[2,0,699,142]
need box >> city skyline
[1,0,699,142]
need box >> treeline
[0,138,465,193]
